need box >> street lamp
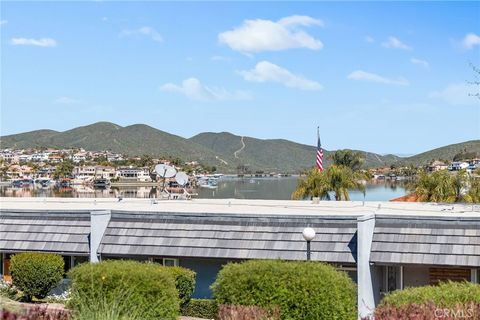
[302,227,316,261]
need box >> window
[151,257,179,266]
[384,265,403,293]
[163,258,178,267]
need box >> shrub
[218,304,280,320]
[68,260,179,320]
[212,260,357,320]
[166,266,196,308]
[181,299,218,319]
[0,306,70,320]
[0,279,18,300]
[380,281,480,308]
[375,281,480,319]
[10,252,64,301]
[374,302,480,320]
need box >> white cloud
[365,36,375,43]
[382,36,412,50]
[11,37,57,47]
[461,33,480,50]
[218,15,323,53]
[0,20,7,26]
[54,97,80,104]
[160,78,252,101]
[347,70,409,86]
[119,26,163,42]
[429,83,479,106]
[101,17,108,22]
[410,58,429,68]
[238,61,323,91]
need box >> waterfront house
[73,166,116,181]
[0,198,478,319]
[448,161,469,171]
[426,160,448,172]
[116,166,151,182]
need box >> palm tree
[464,177,480,203]
[292,165,366,201]
[410,170,468,203]
[291,168,331,200]
[330,150,364,171]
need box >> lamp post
[302,227,316,261]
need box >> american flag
[316,127,324,171]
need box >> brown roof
[390,193,419,202]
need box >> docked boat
[197,176,218,189]
[93,178,110,188]
[35,178,52,188]
[56,178,72,188]
[11,179,34,188]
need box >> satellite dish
[155,164,177,178]
[175,172,189,186]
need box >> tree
[409,170,468,203]
[53,160,74,179]
[330,150,364,171]
[292,165,366,201]
[138,154,154,168]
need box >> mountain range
[1,122,479,173]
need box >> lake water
[0,177,408,201]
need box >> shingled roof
[98,211,358,263]
[0,210,91,255]
[370,215,480,267]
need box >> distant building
[73,166,116,180]
[72,153,87,163]
[448,161,469,171]
[116,166,151,182]
[31,153,50,162]
[426,160,448,172]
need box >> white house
[448,161,469,171]
[116,166,151,182]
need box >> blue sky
[1,1,479,155]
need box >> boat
[197,176,218,189]
[35,178,52,187]
[93,178,110,188]
[11,179,34,188]
[56,178,72,188]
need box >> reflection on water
[0,177,408,201]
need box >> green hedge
[181,299,219,319]
[166,266,196,308]
[10,252,64,301]
[68,260,179,320]
[380,281,480,308]
[212,260,357,320]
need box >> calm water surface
[0,177,407,201]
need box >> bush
[212,260,357,320]
[10,252,64,301]
[166,266,196,308]
[374,302,480,320]
[0,306,70,320]
[380,281,480,308]
[218,304,280,320]
[68,260,179,320]
[181,299,218,319]
[0,279,19,300]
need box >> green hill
[0,122,220,164]
[1,122,478,173]
[402,140,480,166]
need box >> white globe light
[302,227,316,241]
